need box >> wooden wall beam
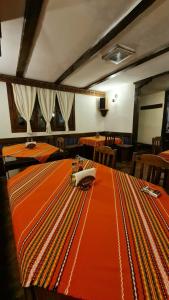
[0,74,105,97]
[55,0,156,84]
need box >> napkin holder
[25,141,37,149]
[78,176,95,190]
[71,168,96,190]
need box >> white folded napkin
[72,168,96,186]
[25,141,37,148]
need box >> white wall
[0,82,105,138]
[0,81,135,138]
[75,94,104,133]
[105,83,135,132]
[137,91,165,144]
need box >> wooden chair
[152,136,162,154]
[105,133,115,148]
[131,152,169,187]
[130,152,142,176]
[56,136,83,158]
[93,146,117,168]
[0,146,6,177]
[56,137,65,150]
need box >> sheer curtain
[56,91,74,131]
[37,88,56,134]
[12,84,36,134]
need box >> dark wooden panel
[0,131,132,146]
[55,0,156,84]
[0,22,1,56]
[140,104,163,110]
[132,86,140,145]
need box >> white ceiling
[1,0,169,91]
[26,0,140,81]
[0,18,23,75]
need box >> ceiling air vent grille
[102,44,135,64]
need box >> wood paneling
[0,132,132,146]
[141,104,163,110]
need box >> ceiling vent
[102,44,135,64]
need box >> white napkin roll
[25,141,37,147]
[73,168,96,186]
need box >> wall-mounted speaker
[99,97,105,110]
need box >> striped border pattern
[8,159,95,290]
[113,170,169,300]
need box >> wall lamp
[112,93,118,102]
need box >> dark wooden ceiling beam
[0,22,2,56]
[134,70,169,87]
[16,0,44,77]
[0,74,105,97]
[55,0,156,84]
[85,43,169,89]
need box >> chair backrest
[152,136,162,154]
[56,137,65,149]
[131,153,169,187]
[105,133,115,147]
[93,146,117,168]
[130,152,142,176]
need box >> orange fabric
[159,150,169,162]
[79,136,122,147]
[7,160,169,299]
[3,143,59,163]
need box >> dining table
[7,158,169,300]
[2,142,59,163]
[79,135,122,147]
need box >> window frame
[7,82,75,133]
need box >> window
[7,83,75,132]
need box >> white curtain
[37,88,56,134]
[56,91,74,131]
[12,84,36,134]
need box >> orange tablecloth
[79,136,122,147]
[7,159,169,299]
[3,143,59,163]
[159,150,169,162]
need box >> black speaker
[99,98,105,109]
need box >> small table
[79,136,122,147]
[79,136,106,147]
[3,143,59,163]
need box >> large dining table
[3,142,59,163]
[7,159,169,300]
